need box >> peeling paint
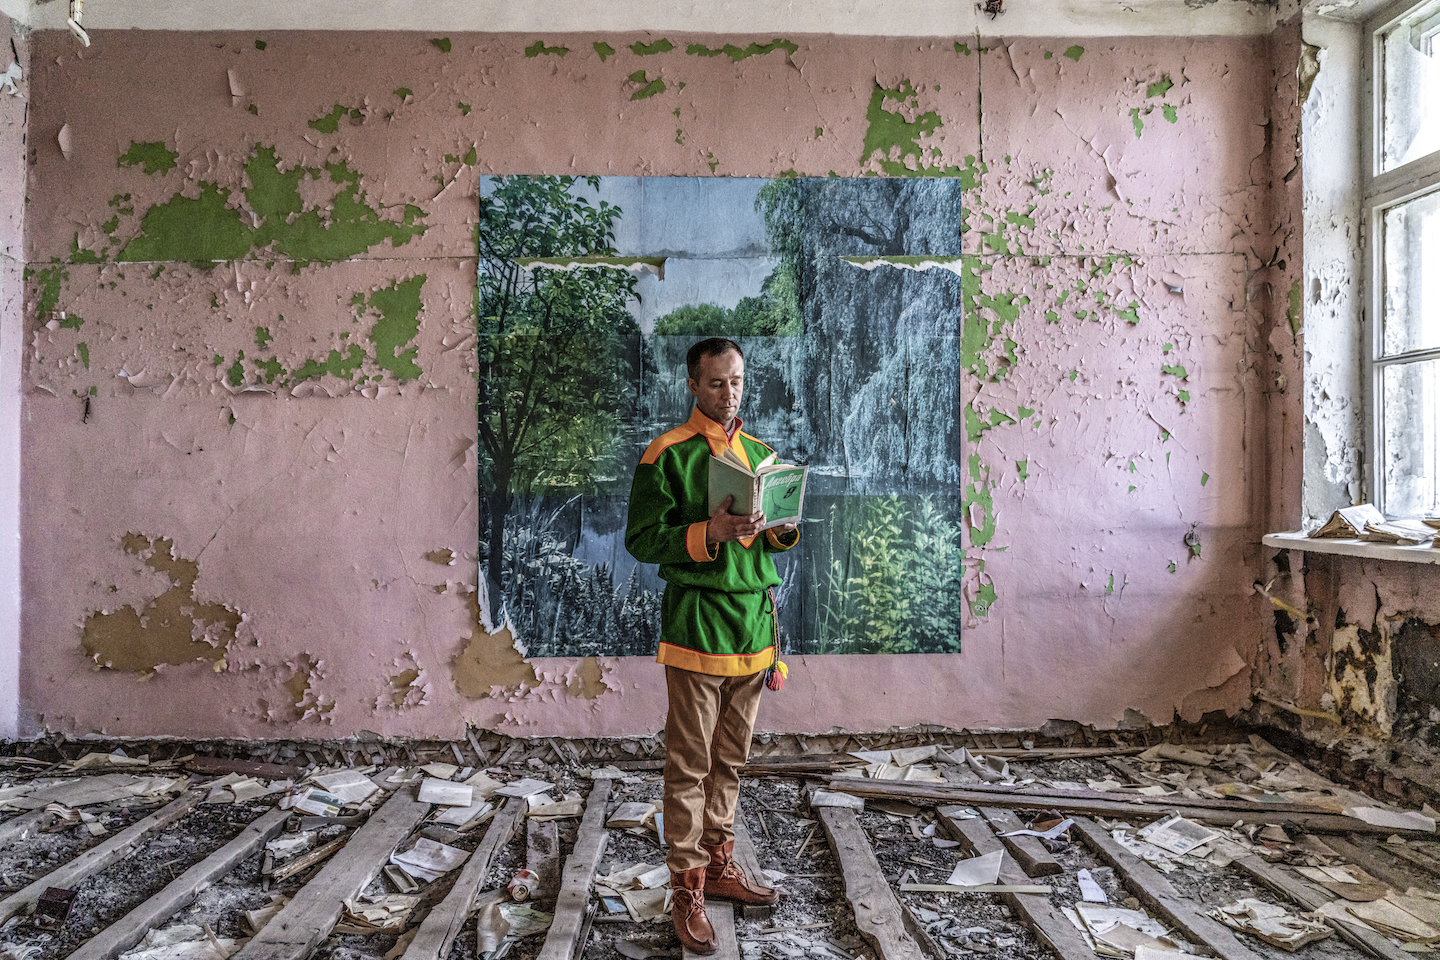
[82,535,240,673]
[686,39,797,61]
[567,657,609,699]
[117,141,177,176]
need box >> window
[1366,0,1440,517]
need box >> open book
[1311,503,1438,545]
[708,449,808,531]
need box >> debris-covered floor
[0,730,1438,960]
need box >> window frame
[1362,0,1440,516]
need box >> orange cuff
[687,521,718,562]
[765,527,800,551]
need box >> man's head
[686,338,745,430]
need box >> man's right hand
[706,495,765,545]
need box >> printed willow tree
[476,175,643,628]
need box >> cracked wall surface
[17,28,1306,738]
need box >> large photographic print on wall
[477,175,965,657]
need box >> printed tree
[476,175,641,623]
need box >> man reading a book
[625,337,799,955]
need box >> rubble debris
[1208,898,1334,951]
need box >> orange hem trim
[656,642,776,677]
[686,521,716,562]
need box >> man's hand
[706,495,766,545]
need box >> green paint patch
[1129,108,1144,138]
[361,275,426,381]
[1201,471,1210,486]
[686,39,797,61]
[1128,460,1137,474]
[394,87,413,101]
[1177,389,1191,403]
[1063,45,1085,61]
[227,353,245,386]
[291,344,366,383]
[593,41,616,61]
[1162,363,1188,379]
[1128,485,1137,493]
[1288,279,1302,338]
[1017,406,1035,419]
[257,357,284,383]
[308,104,364,133]
[255,326,272,349]
[70,233,104,264]
[964,453,996,548]
[121,145,425,267]
[631,39,674,55]
[526,41,569,57]
[248,104,258,116]
[861,80,968,178]
[459,102,472,116]
[973,581,997,617]
[1045,309,1060,324]
[1016,460,1029,481]
[119,182,251,264]
[1185,529,1202,559]
[1045,50,1053,59]
[955,42,972,55]
[1116,300,1140,324]
[1106,573,1115,595]
[1068,369,1078,382]
[965,404,1017,441]
[1168,560,1178,573]
[255,39,266,50]
[815,127,824,138]
[1146,75,1174,98]
[118,141,178,176]
[627,70,666,100]
[431,38,451,52]
[76,342,89,368]
[59,313,83,330]
[1162,104,1179,123]
[1163,342,1173,353]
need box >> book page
[757,466,807,528]
[709,456,760,516]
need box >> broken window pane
[1382,0,1440,172]
[1382,187,1440,356]
[1382,357,1440,517]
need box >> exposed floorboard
[1070,818,1267,960]
[68,805,291,960]
[978,807,1062,878]
[815,805,929,960]
[536,778,612,960]
[230,784,431,960]
[0,790,204,926]
[937,807,1094,960]
[731,809,776,921]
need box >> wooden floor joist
[936,807,1094,960]
[682,898,741,960]
[1069,818,1267,960]
[824,779,1429,837]
[536,778,612,960]
[0,809,52,849]
[978,808,1062,877]
[0,789,204,926]
[231,784,431,960]
[1232,855,1413,960]
[400,796,526,960]
[1315,835,1422,892]
[68,805,291,960]
[815,805,930,960]
[731,809,776,921]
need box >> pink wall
[17,29,1304,739]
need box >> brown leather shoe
[703,840,779,905]
[671,866,717,955]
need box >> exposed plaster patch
[82,534,240,673]
[451,588,540,697]
[282,653,334,722]
[384,655,429,709]
[1331,620,1393,733]
[566,656,610,699]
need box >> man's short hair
[686,338,744,381]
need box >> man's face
[688,349,745,429]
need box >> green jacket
[626,407,800,676]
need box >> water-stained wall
[15,26,1304,738]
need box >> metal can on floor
[508,868,539,901]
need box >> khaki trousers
[662,665,765,873]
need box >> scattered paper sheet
[620,886,671,923]
[494,778,554,798]
[339,894,420,933]
[265,832,315,860]
[8,774,186,810]
[119,925,241,960]
[420,762,459,780]
[810,791,865,810]
[1210,899,1333,951]
[390,838,467,883]
[309,770,378,805]
[1138,815,1220,855]
[1345,807,1436,832]
[607,802,656,827]
[946,850,1003,887]
[1137,744,1214,766]
[434,798,492,826]
[1000,818,1074,840]
[1078,868,1108,903]
[291,788,345,818]
[529,798,584,820]
[243,897,288,936]
[418,779,474,807]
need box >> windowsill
[1263,531,1440,565]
